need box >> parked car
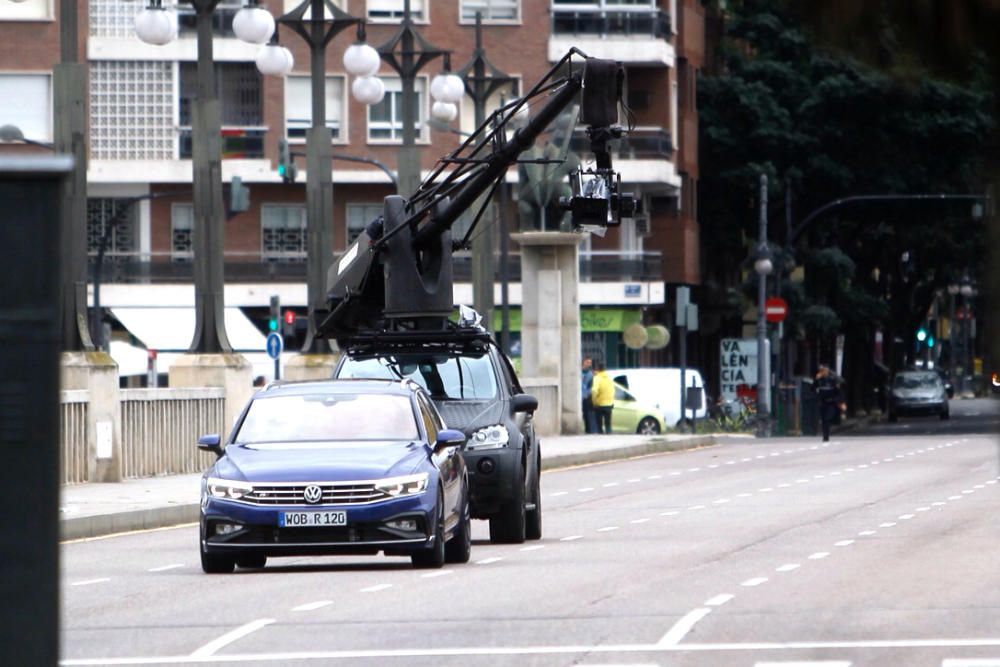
[887,370,950,422]
[197,379,471,573]
[612,382,667,434]
[607,368,707,426]
[335,327,541,544]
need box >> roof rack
[342,326,493,358]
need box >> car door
[417,393,461,521]
[612,383,641,433]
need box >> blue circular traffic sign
[266,332,283,359]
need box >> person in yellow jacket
[590,360,615,434]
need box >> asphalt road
[61,399,1000,666]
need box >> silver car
[888,370,950,422]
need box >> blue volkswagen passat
[197,379,470,573]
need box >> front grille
[242,482,390,506]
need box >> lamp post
[136,0,232,353]
[960,275,975,395]
[947,282,959,379]
[755,173,772,437]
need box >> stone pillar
[511,231,584,434]
[283,353,339,381]
[61,351,122,482]
[169,354,253,436]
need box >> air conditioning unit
[634,215,651,236]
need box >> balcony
[569,126,674,161]
[178,127,267,160]
[548,6,674,65]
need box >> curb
[541,435,718,472]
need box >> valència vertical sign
[720,338,758,407]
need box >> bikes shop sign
[719,338,758,405]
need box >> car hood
[434,400,506,434]
[893,388,943,400]
[217,441,429,482]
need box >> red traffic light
[283,310,296,326]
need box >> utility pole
[756,174,772,436]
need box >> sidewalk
[60,432,733,541]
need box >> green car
[611,383,667,434]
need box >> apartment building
[0,0,705,375]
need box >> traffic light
[282,309,296,338]
[277,138,297,183]
[269,295,280,332]
[916,327,928,342]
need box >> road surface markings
[796,479,810,484]
[776,564,801,572]
[669,471,683,476]
[738,493,753,498]
[630,518,650,525]
[858,530,877,536]
[190,618,275,657]
[603,482,619,488]
[942,660,1000,666]
[578,487,595,493]
[148,564,184,573]
[708,464,720,469]
[688,467,702,472]
[661,510,680,516]
[754,662,851,666]
[932,502,947,506]
[742,457,753,462]
[778,484,792,488]
[974,485,986,489]
[834,540,854,547]
[879,522,897,528]
[989,480,999,485]
[292,600,332,612]
[475,557,503,566]
[688,505,706,511]
[550,491,568,497]
[627,478,641,483]
[916,507,931,512]
[814,474,826,479]
[420,570,454,578]
[70,578,110,587]
[560,535,583,542]
[704,594,735,607]
[949,496,963,500]
[741,577,768,587]
[713,498,730,504]
[898,514,915,520]
[520,545,545,552]
[962,490,976,495]
[360,583,393,592]
[658,607,713,646]
[808,552,830,560]
[597,526,619,532]
[648,474,663,479]
[759,487,774,492]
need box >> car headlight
[375,473,429,498]
[206,477,253,500]
[467,424,509,451]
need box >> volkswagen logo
[303,484,323,504]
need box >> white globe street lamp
[134,0,177,46]
[232,4,275,45]
[255,43,295,76]
[352,75,386,106]
[754,255,773,276]
[430,72,465,105]
[343,42,381,77]
[430,101,458,122]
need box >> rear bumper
[890,400,947,415]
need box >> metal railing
[178,127,267,159]
[551,8,671,39]
[569,126,674,160]
[120,387,225,479]
[61,390,89,485]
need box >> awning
[108,340,153,377]
[492,308,643,333]
[110,307,266,352]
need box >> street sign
[266,332,282,360]
[765,296,788,323]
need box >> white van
[605,367,707,426]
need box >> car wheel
[525,454,542,541]
[200,546,235,574]
[445,482,472,564]
[489,461,526,544]
[637,417,661,435]
[236,553,266,569]
[412,489,446,569]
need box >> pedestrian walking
[591,360,615,434]
[814,364,846,442]
[581,357,596,433]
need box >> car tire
[200,546,235,574]
[637,417,661,435]
[445,482,472,564]
[525,454,542,541]
[236,554,266,569]
[412,489,446,569]
[489,461,526,544]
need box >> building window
[179,62,264,158]
[367,0,424,21]
[367,77,427,142]
[262,205,307,262]
[461,0,518,22]
[0,0,50,20]
[285,75,345,141]
[90,0,143,37]
[91,61,174,160]
[177,0,240,38]
[87,198,137,259]
[347,203,383,244]
[0,74,51,143]
[171,204,193,262]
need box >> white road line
[737,493,753,498]
[708,465,719,469]
[830,471,841,476]
[834,540,854,547]
[898,514,915,520]
[648,475,663,480]
[560,535,583,542]
[420,570,454,578]
[147,564,183,573]
[657,607,712,646]
[916,507,931,512]
[879,522,897,528]
[190,618,275,657]
[759,487,774,493]
[713,499,730,504]
[603,482,620,488]
[669,471,683,476]
[808,552,830,560]
[627,478,641,483]
[754,662,852,666]
[974,485,986,489]
[597,526,619,532]
[933,501,947,506]
[988,480,999,485]
[476,557,503,566]
[688,468,702,472]
[776,564,801,572]
[778,483,792,488]
[630,518,650,525]
[742,457,753,462]
[725,461,737,465]
[660,511,680,516]
[704,594,734,607]
[70,578,110,587]
[796,479,810,484]
[741,577,768,587]
[578,487,595,492]
[688,505,706,511]
[292,600,332,612]
[360,584,393,592]
[941,660,1000,666]
[949,496,963,501]
[962,490,976,495]
[551,491,568,497]
[814,475,825,479]
[520,545,545,552]
[858,530,876,537]
[845,468,855,472]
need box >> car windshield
[339,354,498,400]
[893,372,941,389]
[235,393,419,443]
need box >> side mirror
[197,433,223,459]
[511,393,538,414]
[434,428,466,452]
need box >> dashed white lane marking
[776,563,801,572]
[70,578,110,587]
[597,526,619,532]
[941,659,1000,666]
[360,583,393,592]
[520,545,545,552]
[916,507,931,512]
[879,522,897,528]
[759,487,774,493]
[754,662,852,666]
[669,471,682,476]
[974,485,986,489]
[660,511,680,517]
[741,577,768,587]
[630,518,650,525]
[898,514,915,520]
[190,618,275,657]
[795,479,810,484]
[742,458,753,462]
[688,468,702,472]
[989,480,999,485]
[578,487,595,493]
[834,540,854,547]
[657,607,713,646]
[949,495,963,500]
[561,535,583,542]
[933,502,947,506]
[808,552,830,560]
[688,505,706,511]
[148,564,183,573]
[708,465,720,469]
[475,557,503,566]
[962,490,976,495]
[420,570,454,578]
[858,530,877,536]
[737,493,753,498]
[602,482,619,488]
[551,491,568,497]
[292,600,333,612]
[778,483,792,488]
[648,475,663,480]
[704,594,735,607]
[713,498,730,504]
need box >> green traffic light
[916,328,927,342]
[268,319,279,332]
[277,164,286,177]
[927,336,935,348]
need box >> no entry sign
[765,296,788,323]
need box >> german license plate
[279,511,347,527]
